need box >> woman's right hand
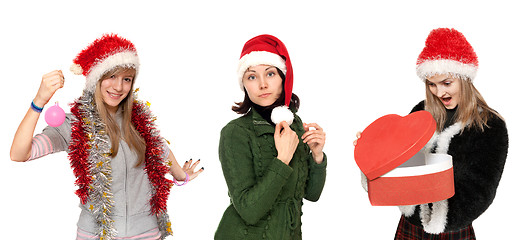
[353,131,362,146]
[33,70,65,107]
[274,121,299,165]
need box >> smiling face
[426,74,462,109]
[242,65,283,107]
[99,68,135,113]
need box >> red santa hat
[70,34,140,92]
[416,28,478,81]
[238,34,294,125]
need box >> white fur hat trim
[84,50,139,92]
[237,51,286,91]
[416,59,477,82]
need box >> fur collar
[399,121,462,234]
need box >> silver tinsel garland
[76,91,117,239]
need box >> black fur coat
[402,101,509,233]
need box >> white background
[1,0,521,239]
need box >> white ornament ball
[271,105,294,125]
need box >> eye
[124,77,133,82]
[444,81,452,86]
[110,75,116,79]
[267,71,275,77]
[247,75,256,80]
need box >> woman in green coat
[215,34,327,240]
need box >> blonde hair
[94,67,146,166]
[424,75,502,132]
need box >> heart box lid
[355,111,436,180]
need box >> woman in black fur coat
[393,28,509,239]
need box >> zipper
[123,142,129,235]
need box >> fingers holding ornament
[36,70,65,107]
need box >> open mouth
[441,97,452,105]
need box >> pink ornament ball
[45,102,66,127]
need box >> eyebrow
[426,77,451,84]
[245,66,277,74]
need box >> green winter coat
[215,108,327,240]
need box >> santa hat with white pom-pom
[238,34,294,125]
[70,33,140,92]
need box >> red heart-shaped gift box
[355,111,454,206]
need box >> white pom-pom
[271,105,294,125]
[70,63,83,75]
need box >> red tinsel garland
[131,102,174,215]
[69,101,92,204]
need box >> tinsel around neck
[68,90,173,239]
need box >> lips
[259,93,271,98]
[107,91,122,99]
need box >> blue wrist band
[31,101,43,113]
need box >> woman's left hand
[168,148,204,183]
[181,159,204,181]
[302,123,326,164]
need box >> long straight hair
[424,75,502,132]
[94,67,146,166]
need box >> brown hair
[232,68,300,114]
[424,75,503,132]
[94,67,146,166]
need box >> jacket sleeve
[219,123,293,225]
[304,153,327,202]
[445,116,508,231]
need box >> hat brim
[416,59,477,81]
[237,51,286,91]
[84,50,140,92]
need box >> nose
[436,86,446,97]
[112,78,123,91]
[259,76,268,89]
